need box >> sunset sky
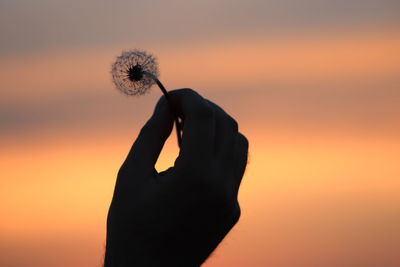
[1,1,400,266]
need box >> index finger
[168,88,216,166]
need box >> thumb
[124,96,174,172]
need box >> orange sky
[1,1,400,266]
[1,127,399,266]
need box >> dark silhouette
[104,89,249,266]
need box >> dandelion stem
[143,71,182,148]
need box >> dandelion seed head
[111,49,159,96]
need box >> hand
[104,89,249,267]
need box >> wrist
[104,239,203,267]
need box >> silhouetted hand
[104,89,248,267]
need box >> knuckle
[117,165,127,178]
[232,203,241,224]
[117,162,135,180]
[218,198,241,226]
[156,94,167,107]
[227,116,238,131]
[170,88,196,96]
[239,133,249,148]
[139,124,150,136]
[182,88,196,94]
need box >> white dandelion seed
[111,48,182,147]
[111,49,159,96]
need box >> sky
[1,0,400,266]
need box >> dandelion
[111,49,159,96]
[111,49,182,147]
